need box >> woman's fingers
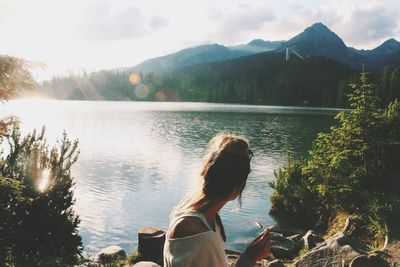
[245,227,272,261]
[259,228,270,242]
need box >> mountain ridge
[129,22,400,73]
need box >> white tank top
[163,210,228,267]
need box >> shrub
[269,71,400,235]
[0,55,83,266]
[0,121,83,266]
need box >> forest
[38,53,400,108]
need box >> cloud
[148,15,169,30]
[260,1,400,48]
[261,3,343,41]
[337,5,400,47]
[208,3,275,43]
[79,2,168,42]
[0,4,11,25]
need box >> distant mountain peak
[381,38,400,46]
[287,22,346,48]
[310,22,330,30]
[247,39,269,46]
[304,22,337,36]
[387,37,399,42]
[373,38,400,53]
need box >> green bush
[0,55,83,266]
[0,121,83,266]
[269,156,319,226]
[269,71,400,234]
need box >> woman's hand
[244,228,271,261]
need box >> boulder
[267,259,285,267]
[287,234,302,243]
[349,254,390,267]
[133,261,161,267]
[95,245,126,264]
[225,253,269,267]
[294,233,360,267]
[138,227,166,264]
[270,232,298,259]
[269,225,298,236]
[302,230,324,250]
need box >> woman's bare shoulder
[168,216,209,239]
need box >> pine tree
[269,71,400,233]
[0,56,82,266]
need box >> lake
[0,99,340,253]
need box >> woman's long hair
[173,133,252,221]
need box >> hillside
[130,41,280,74]
[157,52,355,106]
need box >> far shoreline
[11,97,349,112]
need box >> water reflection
[1,100,338,252]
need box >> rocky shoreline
[90,223,399,267]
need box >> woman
[164,133,271,267]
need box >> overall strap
[215,213,226,242]
[170,210,213,231]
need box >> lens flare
[128,73,141,85]
[155,88,180,102]
[134,84,150,99]
[38,169,51,192]
[155,91,165,101]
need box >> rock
[225,253,268,267]
[342,217,352,234]
[269,225,298,236]
[226,254,240,267]
[294,233,360,267]
[95,245,126,264]
[349,254,390,267]
[302,230,324,250]
[267,259,285,267]
[270,232,298,259]
[138,227,166,264]
[287,234,302,243]
[314,215,327,233]
[133,261,161,267]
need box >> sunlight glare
[38,169,51,192]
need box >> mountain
[130,40,281,74]
[285,23,348,56]
[281,23,366,68]
[229,39,281,54]
[280,23,400,70]
[372,38,400,54]
[130,22,400,74]
[130,43,235,74]
[36,22,400,105]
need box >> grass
[324,210,352,239]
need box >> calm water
[1,100,340,253]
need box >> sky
[0,0,399,80]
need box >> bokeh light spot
[155,91,165,101]
[128,73,141,85]
[134,84,150,99]
[155,88,180,102]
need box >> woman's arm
[234,228,271,267]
